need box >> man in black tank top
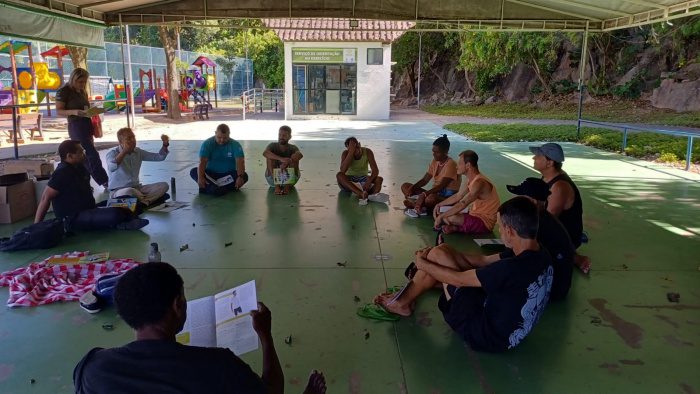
[530,143,590,274]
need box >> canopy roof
[264,19,414,42]
[192,56,216,68]
[2,0,699,32]
[41,45,70,58]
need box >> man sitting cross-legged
[190,123,248,196]
[401,134,461,217]
[375,197,554,352]
[336,136,389,205]
[73,262,326,394]
[433,150,500,234]
[106,127,170,208]
[35,140,149,231]
[264,125,303,195]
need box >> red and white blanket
[0,253,138,307]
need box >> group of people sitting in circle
[29,116,589,390]
[367,133,590,353]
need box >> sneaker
[116,218,150,230]
[358,198,368,206]
[368,193,390,204]
[404,209,420,218]
[79,291,102,314]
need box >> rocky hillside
[391,19,700,113]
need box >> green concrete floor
[1,120,699,393]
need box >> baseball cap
[506,177,551,202]
[529,143,565,163]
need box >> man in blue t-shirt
[190,124,248,196]
[374,197,553,352]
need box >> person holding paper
[35,140,149,231]
[336,136,389,205]
[401,134,461,217]
[190,123,248,196]
[264,125,303,195]
[432,150,500,234]
[106,128,170,207]
[74,263,327,394]
[55,68,109,189]
[374,197,554,352]
[530,143,590,274]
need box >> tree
[67,46,90,95]
[158,26,181,119]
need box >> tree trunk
[67,46,91,96]
[464,69,476,96]
[408,63,416,97]
[158,26,181,119]
[530,54,552,96]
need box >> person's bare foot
[403,199,415,209]
[575,254,591,274]
[361,191,369,200]
[373,293,413,317]
[283,185,291,195]
[303,370,327,394]
[274,185,283,195]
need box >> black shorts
[438,286,500,352]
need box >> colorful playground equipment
[102,68,166,114]
[0,40,65,114]
[179,56,218,119]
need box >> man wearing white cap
[530,143,590,274]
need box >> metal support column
[576,24,589,140]
[118,20,131,129]
[12,106,19,159]
[124,22,137,128]
[417,32,423,109]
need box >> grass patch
[425,101,700,128]
[444,123,700,163]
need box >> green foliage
[443,123,700,163]
[423,101,700,128]
[658,152,679,162]
[552,79,578,94]
[610,75,645,99]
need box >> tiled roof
[263,19,414,43]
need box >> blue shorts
[438,189,457,198]
[339,175,368,191]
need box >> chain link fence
[0,35,253,99]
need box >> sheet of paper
[273,168,297,185]
[149,201,189,213]
[84,107,105,117]
[439,205,469,214]
[213,280,259,355]
[176,296,216,347]
[473,238,505,246]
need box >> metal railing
[241,89,284,120]
[578,119,697,171]
[1,98,130,159]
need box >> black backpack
[0,218,65,252]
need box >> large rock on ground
[651,79,700,112]
[501,63,538,102]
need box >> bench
[0,114,21,145]
[0,113,43,144]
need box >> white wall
[284,41,391,120]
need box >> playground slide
[103,90,128,112]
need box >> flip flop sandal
[404,262,417,280]
[356,304,400,322]
[435,229,444,246]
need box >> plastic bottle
[171,177,177,201]
[148,242,161,263]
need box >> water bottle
[170,177,177,201]
[148,243,161,263]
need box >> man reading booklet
[73,263,326,394]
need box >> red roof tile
[263,18,414,42]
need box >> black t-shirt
[475,248,554,351]
[545,172,583,249]
[56,85,90,122]
[73,340,266,394]
[48,162,96,219]
[500,210,574,301]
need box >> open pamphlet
[149,201,189,213]
[176,280,259,356]
[83,107,106,117]
[473,238,505,246]
[273,168,298,185]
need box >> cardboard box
[0,180,37,224]
[0,159,55,177]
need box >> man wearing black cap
[530,143,590,274]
